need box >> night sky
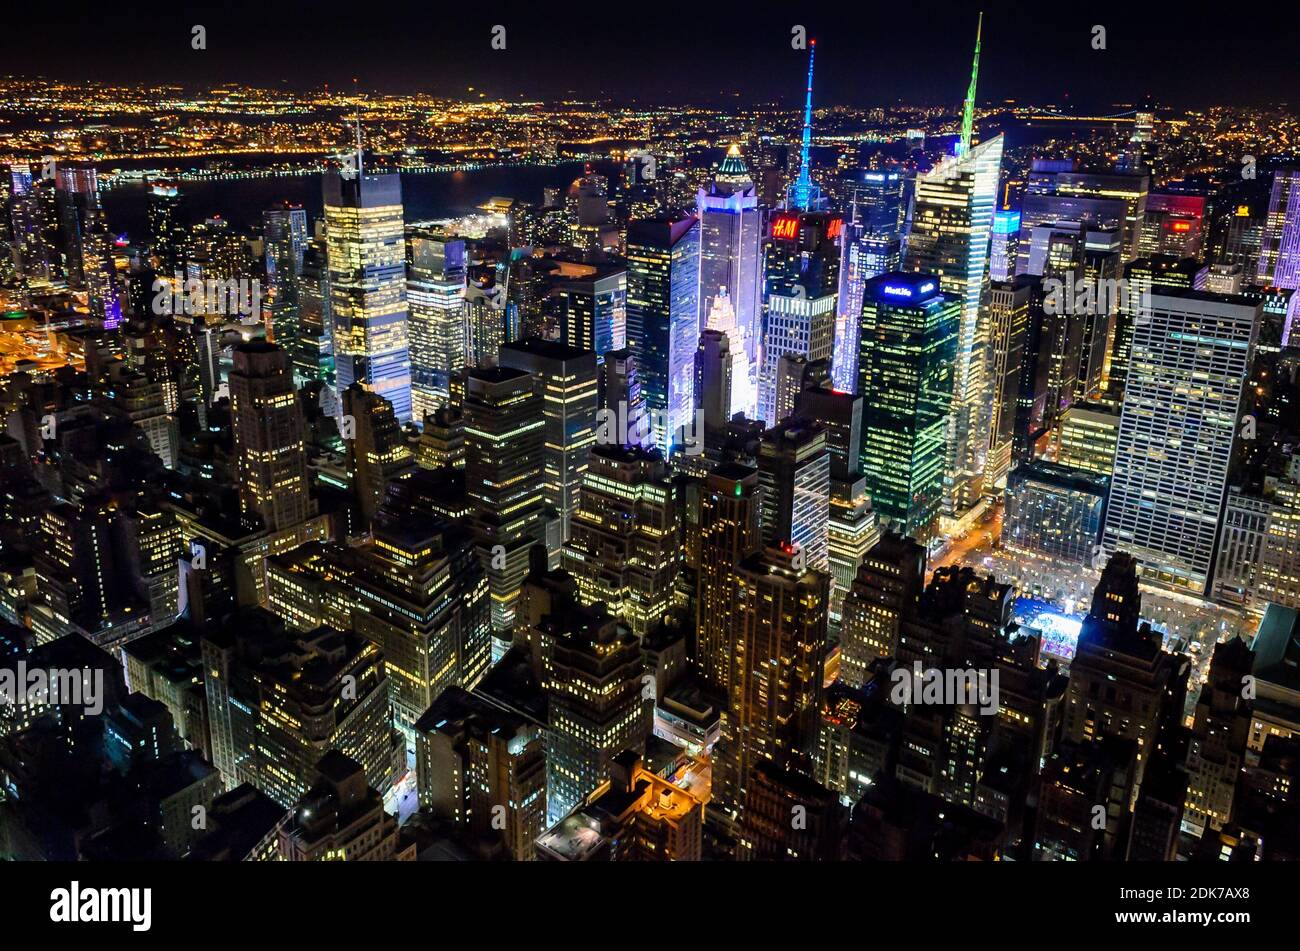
[2,0,1297,109]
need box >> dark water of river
[99,160,620,240]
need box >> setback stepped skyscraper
[499,338,599,541]
[352,513,491,737]
[714,543,829,819]
[464,366,551,639]
[539,600,649,824]
[229,341,313,533]
[324,159,413,423]
[697,145,763,420]
[562,444,680,635]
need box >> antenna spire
[788,39,822,211]
[353,78,364,177]
[959,13,983,157]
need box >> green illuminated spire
[959,12,983,157]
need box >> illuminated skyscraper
[324,167,413,422]
[1123,111,1155,171]
[56,163,119,327]
[7,166,52,290]
[796,387,879,624]
[759,210,841,423]
[835,168,905,392]
[1004,460,1109,566]
[228,342,313,532]
[695,463,762,692]
[857,274,959,545]
[540,601,649,823]
[1215,197,1267,282]
[499,338,599,539]
[1257,168,1300,290]
[53,163,97,289]
[342,384,415,524]
[989,209,1021,282]
[465,278,510,367]
[1138,193,1206,260]
[702,291,757,421]
[773,353,827,425]
[119,499,183,631]
[698,145,763,416]
[1033,224,1122,418]
[464,367,549,637]
[903,131,1003,518]
[112,367,179,470]
[1056,402,1120,476]
[715,544,828,818]
[839,532,927,688]
[202,611,398,807]
[263,202,309,347]
[1184,638,1254,836]
[1107,255,1201,400]
[901,18,1001,517]
[406,228,467,419]
[416,406,466,470]
[1255,459,1300,610]
[295,239,334,384]
[985,278,1032,490]
[1103,290,1259,595]
[553,265,626,360]
[1063,552,1186,791]
[563,444,680,635]
[849,167,905,235]
[1017,161,1150,270]
[757,419,830,572]
[352,514,491,737]
[183,215,254,292]
[626,216,701,455]
[694,329,733,438]
[146,181,183,279]
[414,686,547,861]
[598,347,648,449]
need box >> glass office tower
[626,216,701,455]
[1103,289,1259,595]
[857,273,960,545]
[903,134,1004,518]
[324,166,413,423]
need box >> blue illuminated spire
[787,39,823,211]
